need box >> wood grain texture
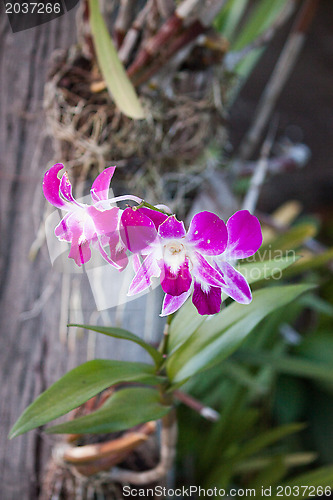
[0,8,79,499]
[0,8,164,499]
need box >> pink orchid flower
[43,164,132,268]
[121,208,230,316]
[121,208,262,316]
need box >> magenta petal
[108,231,129,270]
[225,210,263,260]
[97,239,126,270]
[43,163,67,209]
[59,172,79,204]
[67,210,96,243]
[192,282,221,315]
[55,213,72,242]
[90,166,116,202]
[121,208,157,253]
[128,253,161,296]
[132,254,142,273]
[158,216,186,240]
[137,207,168,230]
[87,206,119,236]
[161,289,191,316]
[161,260,192,296]
[68,240,91,267]
[186,211,228,255]
[192,252,226,287]
[215,260,252,304]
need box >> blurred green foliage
[175,214,333,493]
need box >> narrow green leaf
[9,360,162,438]
[47,387,171,434]
[231,422,305,463]
[88,0,144,119]
[298,294,333,317]
[71,324,163,366]
[167,284,314,383]
[231,0,290,79]
[237,256,298,284]
[258,223,317,256]
[232,0,288,50]
[235,349,333,384]
[282,247,333,278]
[235,452,317,474]
[214,0,249,40]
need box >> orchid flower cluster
[43,164,263,317]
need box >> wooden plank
[0,9,164,499]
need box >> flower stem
[134,200,170,214]
[159,314,174,359]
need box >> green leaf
[237,256,298,284]
[9,360,162,438]
[71,324,163,366]
[88,0,144,119]
[230,422,305,463]
[258,223,317,256]
[235,349,333,385]
[167,257,297,359]
[167,284,314,383]
[298,294,333,317]
[232,0,289,50]
[214,0,249,40]
[235,452,316,474]
[46,387,171,434]
[282,247,333,278]
[231,0,290,78]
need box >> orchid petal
[158,216,186,240]
[137,207,168,230]
[87,206,119,236]
[90,166,116,202]
[121,208,157,253]
[215,260,252,304]
[225,210,262,260]
[161,260,192,296]
[132,253,142,273]
[55,213,73,242]
[128,253,161,296]
[161,289,192,316]
[97,239,125,270]
[192,252,226,288]
[59,172,80,205]
[192,282,221,315]
[43,163,68,209]
[68,240,91,267]
[108,231,129,271]
[186,211,228,255]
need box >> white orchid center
[163,240,186,273]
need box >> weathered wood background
[0,6,164,499]
[1,1,332,499]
